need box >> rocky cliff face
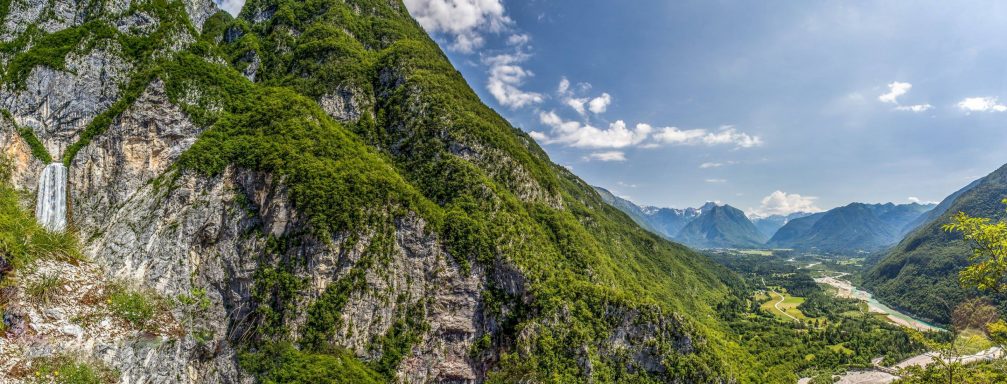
[0,0,742,383]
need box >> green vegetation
[0,161,79,270]
[26,354,119,384]
[25,273,65,305]
[708,250,929,380]
[768,203,933,252]
[239,342,383,384]
[880,201,1007,382]
[2,110,53,163]
[863,165,1007,325]
[105,282,163,330]
[760,290,812,321]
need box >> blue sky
[218,1,1007,216]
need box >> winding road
[771,291,799,321]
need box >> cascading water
[35,163,68,232]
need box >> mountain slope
[863,164,1007,324]
[901,179,982,235]
[677,204,766,248]
[593,185,704,239]
[751,212,813,239]
[0,0,755,382]
[593,186,665,234]
[767,203,933,252]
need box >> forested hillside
[0,0,794,382]
[864,164,1007,324]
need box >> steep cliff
[0,0,751,383]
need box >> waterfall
[35,163,67,232]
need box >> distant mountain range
[750,212,814,238]
[677,204,767,248]
[863,164,1007,324]
[595,186,935,252]
[767,202,936,252]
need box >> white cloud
[584,151,627,162]
[957,97,1007,113]
[506,33,530,46]
[878,81,912,104]
[533,112,763,149]
[537,112,651,148]
[908,196,938,204]
[588,93,611,114]
[699,161,737,169]
[557,77,570,94]
[565,97,588,115]
[751,191,823,216]
[653,126,763,148]
[215,0,243,15]
[895,104,933,112]
[484,53,543,109]
[557,77,611,115]
[705,178,727,183]
[403,0,511,53]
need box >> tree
[952,298,1000,334]
[943,202,1007,293]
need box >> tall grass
[0,168,80,270]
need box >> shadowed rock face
[35,163,67,232]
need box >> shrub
[106,282,162,330]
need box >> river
[813,274,944,332]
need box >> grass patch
[0,175,80,270]
[105,282,165,331]
[25,273,64,305]
[26,354,119,384]
[761,291,809,321]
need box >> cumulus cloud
[957,97,1007,113]
[653,126,763,148]
[506,33,530,46]
[584,151,627,162]
[532,112,762,149]
[536,112,651,148]
[588,93,611,114]
[565,97,588,115]
[751,191,823,216]
[895,104,933,112]
[878,81,912,104]
[403,0,511,53]
[215,0,243,15]
[557,77,612,115]
[484,53,543,109]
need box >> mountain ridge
[767,202,934,252]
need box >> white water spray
[35,163,67,232]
